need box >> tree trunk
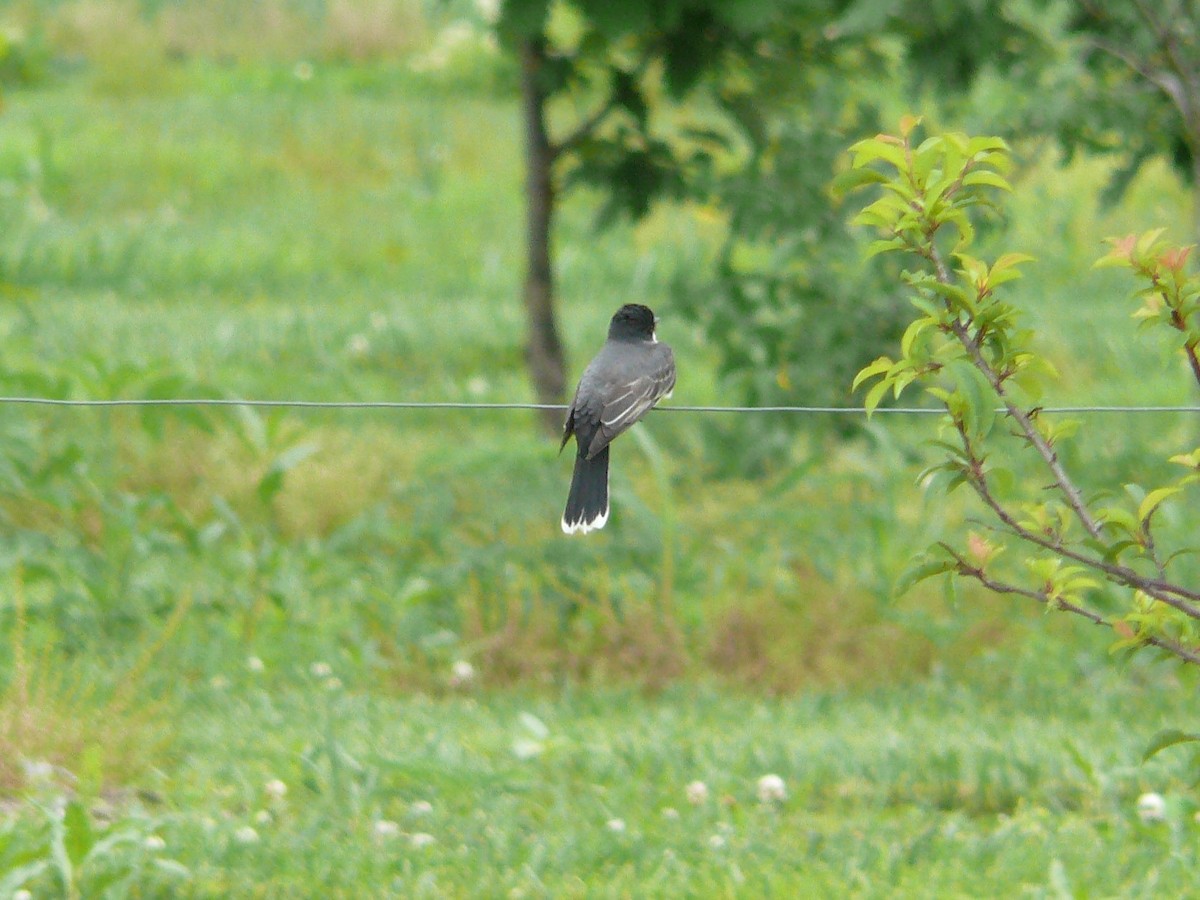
[519,37,567,434]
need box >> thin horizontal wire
[0,396,1196,414]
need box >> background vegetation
[0,1,1197,895]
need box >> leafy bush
[843,118,1200,668]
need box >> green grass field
[1,4,1199,896]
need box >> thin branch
[928,244,1104,539]
[1183,337,1200,390]
[942,545,1200,666]
[551,52,655,161]
[1131,0,1200,133]
[552,94,621,161]
[1087,36,1190,119]
[956,424,1200,617]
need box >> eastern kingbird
[560,303,676,534]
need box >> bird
[560,303,675,534]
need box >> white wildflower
[1137,792,1167,823]
[686,780,709,805]
[265,779,288,801]
[374,819,401,839]
[606,818,626,833]
[246,656,265,673]
[234,825,260,844]
[661,807,680,820]
[410,800,434,816]
[449,659,476,687]
[346,333,370,357]
[144,834,166,851]
[254,809,273,826]
[22,759,54,784]
[310,661,333,678]
[410,832,436,848]
[708,833,727,849]
[757,773,787,803]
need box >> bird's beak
[654,316,661,326]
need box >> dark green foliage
[498,0,911,470]
[861,0,1200,210]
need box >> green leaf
[852,356,894,392]
[1135,227,1168,259]
[1098,506,1138,536]
[991,252,1035,273]
[1169,448,1200,468]
[1138,486,1181,524]
[895,554,957,596]
[830,165,889,199]
[848,137,907,171]
[863,378,891,416]
[966,136,1011,156]
[865,237,906,258]
[945,209,975,251]
[927,279,972,312]
[946,359,996,439]
[496,0,551,41]
[63,800,94,869]
[1143,728,1200,763]
[962,170,1012,191]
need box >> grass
[0,3,1198,895]
[10,651,1198,896]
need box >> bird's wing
[559,396,577,453]
[587,353,675,457]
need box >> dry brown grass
[38,0,430,68]
[0,580,190,794]
[119,420,422,539]
[322,0,429,62]
[45,0,175,95]
[704,567,1017,692]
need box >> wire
[0,396,1196,414]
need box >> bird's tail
[561,446,610,534]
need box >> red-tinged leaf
[898,115,922,138]
[1159,245,1193,272]
[1109,234,1137,259]
[1168,448,1200,468]
[967,532,991,564]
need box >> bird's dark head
[608,303,658,342]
